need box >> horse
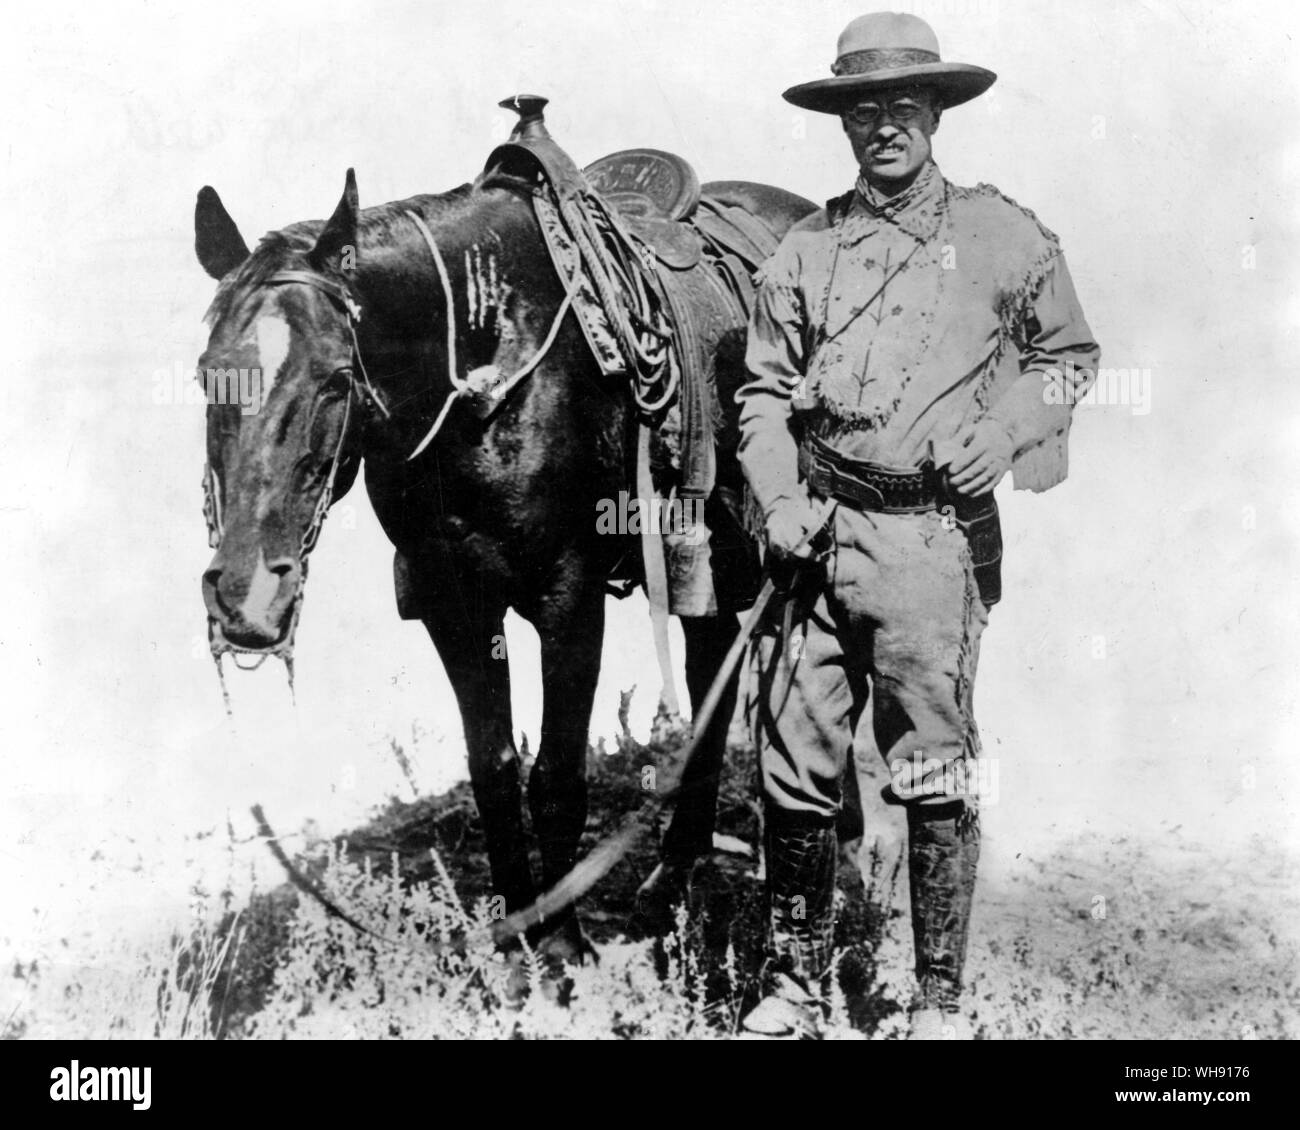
[194,138,814,959]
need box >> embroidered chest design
[807,191,950,432]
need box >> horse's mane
[203,182,478,328]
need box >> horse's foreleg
[661,612,742,862]
[422,601,535,914]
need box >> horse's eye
[310,366,347,393]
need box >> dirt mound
[205,729,1300,1039]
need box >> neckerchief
[852,159,945,243]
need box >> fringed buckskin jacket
[737,160,1101,518]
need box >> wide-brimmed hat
[783,12,996,114]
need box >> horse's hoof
[498,918,597,1009]
[536,916,599,968]
[631,857,698,934]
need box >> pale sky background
[1,0,1298,950]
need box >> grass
[4,904,241,1041]
[4,719,1297,1040]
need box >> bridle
[203,210,577,710]
[203,269,386,709]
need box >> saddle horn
[499,94,551,142]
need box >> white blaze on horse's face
[253,310,293,403]
[238,545,285,628]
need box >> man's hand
[946,418,1015,496]
[765,495,827,563]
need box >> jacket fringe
[991,229,1070,491]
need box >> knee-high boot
[742,807,837,1037]
[767,808,838,989]
[907,801,979,1016]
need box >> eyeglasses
[843,98,931,128]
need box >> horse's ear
[309,168,359,273]
[195,186,250,280]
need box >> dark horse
[195,138,813,957]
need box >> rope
[563,192,678,417]
[403,208,578,461]
[346,314,389,418]
[406,211,465,399]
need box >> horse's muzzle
[202,547,302,651]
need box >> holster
[936,473,1002,609]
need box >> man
[737,12,1099,1038]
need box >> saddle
[585,149,790,314]
[482,95,812,617]
[585,147,703,271]
[482,96,791,503]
